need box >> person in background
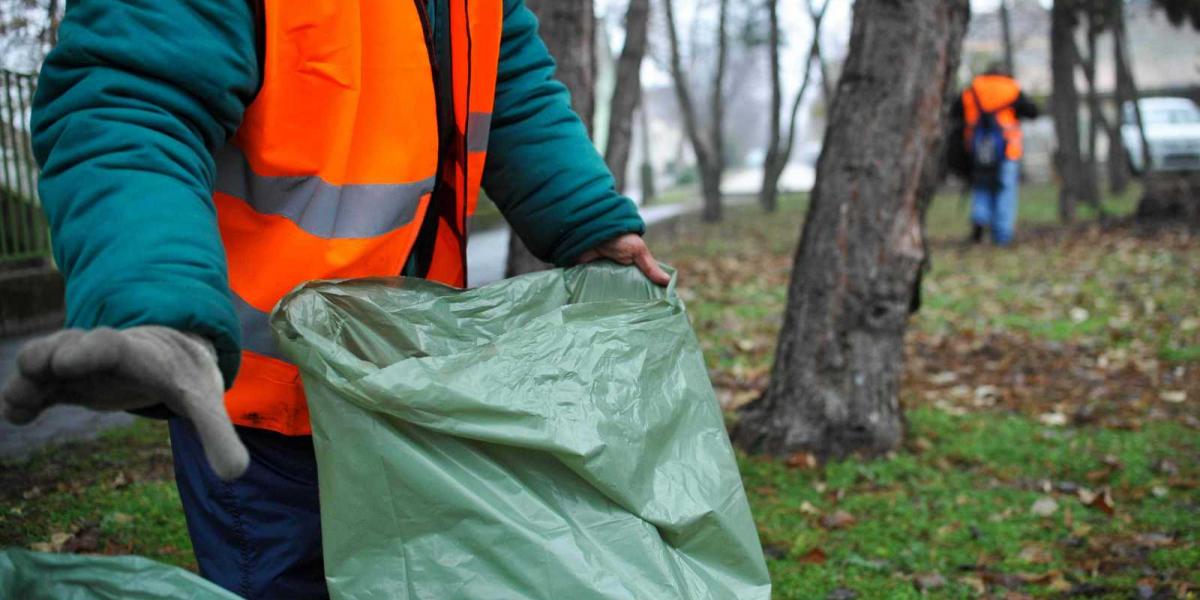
[952,61,1040,245]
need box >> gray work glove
[0,326,249,480]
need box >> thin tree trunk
[1076,19,1108,217]
[664,0,726,223]
[1106,23,1131,193]
[704,0,730,223]
[759,0,828,213]
[507,0,595,277]
[1050,1,1091,223]
[733,0,970,459]
[638,103,656,204]
[815,43,834,109]
[1084,21,1098,168]
[1114,11,1152,175]
[760,0,784,212]
[604,0,650,193]
[1000,0,1015,75]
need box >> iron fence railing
[1,69,50,264]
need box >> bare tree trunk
[507,0,595,277]
[759,0,785,213]
[638,103,656,204]
[526,0,596,131]
[1050,1,1093,223]
[732,0,970,459]
[704,0,729,222]
[48,0,61,47]
[759,0,828,212]
[604,0,649,193]
[1106,26,1132,193]
[1114,11,1152,175]
[1000,0,1015,75]
[1076,18,1109,217]
[664,0,727,223]
[1084,21,1099,170]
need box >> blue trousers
[169,418,327,599]
[970,159,1020,245]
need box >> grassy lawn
[651,182,1199,598]
[2,182,1197,598]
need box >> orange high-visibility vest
[213,0,502,435]
[962,74,1024,160]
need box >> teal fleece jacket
[31,0,644,387]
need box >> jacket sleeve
[482,0,645,266]
[31,0,260,386]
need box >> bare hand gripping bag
[271,263,771,600]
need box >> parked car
[1121,97,1200,173]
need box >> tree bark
[1106,21,1132,193]
[760,0,828,212]
[507,0,595,278]
[1113,11,1152,175]
[760,0,785,213]
[45,0,61,47]
[604,0,650,193]
[732,0,970,459]
[1000,0,1015,76]
[1050,1,1095,223]
[1106,10,1131,192]
[525,0,596,132]
[664,0,727,222]
[704,0,729,222]
[638,104,656,204]
[1073,20,1109,217]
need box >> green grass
[646,182,1198,597]
[0,420,193,569]
[748,408,1200,598]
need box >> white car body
[1120,97,1200,173]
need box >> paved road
[0,201,696,459]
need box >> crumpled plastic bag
[0,548,239,599]
[271,262,771,600]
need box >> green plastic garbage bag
[0,549,239,599]
[271,262,771,600]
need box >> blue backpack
[968,86,1008,189]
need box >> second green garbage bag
[271,263,771,599]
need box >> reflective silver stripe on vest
[466,112,492,153]
[215,144,436,239]
[232,292,285,361]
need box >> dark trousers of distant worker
[169,418,327,599]
[971,159,1020,245]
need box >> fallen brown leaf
[820,509,856,530]
[797,547,827,564]
[785,452,819,470]
[913,572,947,592]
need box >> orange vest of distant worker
[962,74,1025,160]
[212,1,502,436]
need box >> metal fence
[1,69,50,265]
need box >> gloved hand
[0,326,249,480]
